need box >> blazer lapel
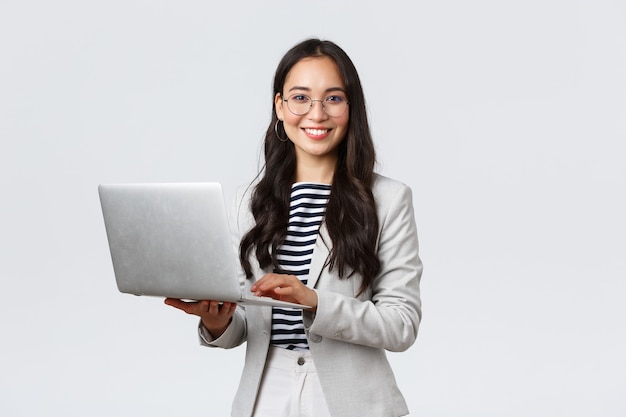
[307,222,331,289]
[250,263,275,327]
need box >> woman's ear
[275,93,284,120]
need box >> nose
[307,100,328,121]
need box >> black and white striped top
[270,182,331,351]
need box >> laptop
[98,182,309,309]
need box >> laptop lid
[98,182,307,308]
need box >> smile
[304,128,330,136]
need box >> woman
[166,38,422,417]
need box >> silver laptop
[98,182,308,308]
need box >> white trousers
[252,346,332,417]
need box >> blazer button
[297,357,305,366]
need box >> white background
[1,1,625,416]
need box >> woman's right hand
[164,298,237,338]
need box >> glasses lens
[286,94,311,115]
[323,95,348,117]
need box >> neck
[295,156,337,184]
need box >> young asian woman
[165,38,422,417]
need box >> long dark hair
[239,38,380,294]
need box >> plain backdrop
[1,1,625,416]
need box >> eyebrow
[287,86,346,94]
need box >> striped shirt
[270,182,331,350]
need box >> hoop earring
[274,120,288,142]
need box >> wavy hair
[239,38,379,294]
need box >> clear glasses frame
[282,93,349,117]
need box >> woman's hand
[164,299,237,338]
[250,273,318,311]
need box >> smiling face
[275,56,349,180]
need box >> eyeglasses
[282,93,349,117]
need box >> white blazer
[199,174,423,417]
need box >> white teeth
[305,128,328,135]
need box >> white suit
[199,174,423,417]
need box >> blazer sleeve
[303,181,422,352]
[198,307,247,348]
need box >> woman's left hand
[250,273,318,311]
